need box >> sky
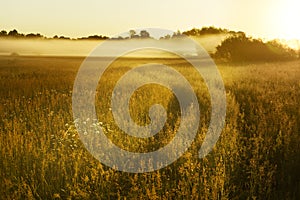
[1,0,300,40]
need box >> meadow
[0,55,299,199]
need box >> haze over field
[0,34,229,57]
[2,33,298,58]
[0,39,100,57]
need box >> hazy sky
[1,0,299,39]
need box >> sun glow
[274,0,300,40]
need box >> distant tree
[214,34,297,62]
[59,36,70,40]
[182,28,201,36]
[199,26,227,35]
[128,29,151,39]
[0,29,111,40]
[0,30,7,36]
[160,34,171,40]
[183,26,228,36]
[129,30,136,38]
[78,34,109,40]
[140,30,150,38]
[8,29,19,37]
[87,35,107,40]
[6,29,25,38]
[172,30,183,38]
[25,33,44,39]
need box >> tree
[159,34,171,40]
[0,30,7,36]
[172,30,183,38]
[8,29,19,37]
[199,26,227,35]
[129,30,136,38]
[59,36,70,40]
[182,26,228,36]
[182,28,201,36]
[140,30,150,38]
[25,33,43,39]
[214,34,297,62]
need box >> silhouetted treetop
[214,34,298,62]
[129,30,137,38]
[0,27,247,41]
[7,29,24,37]
[0,29,109,40]
[140,30,150,38]
[182,26,229,36]
[25,33,44,39]
[110,30,152,40]
[0,30,7,36]
[159,30,184,40]
[77,35,109,40]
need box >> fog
[0,35,228,57]
[0,39,101,57]
[192,34,230,53]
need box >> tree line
[1,27,299,62]
[0,29,109,40]
[0,26,229,40]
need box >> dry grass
[0,56,299,199]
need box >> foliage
[0,29,108,40]
[214,34,298,62]
[182,26,229,36]
[77,35,109,40]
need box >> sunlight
[276,0,300,39]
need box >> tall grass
[0,56,299,199]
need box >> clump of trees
[0,29,109,40]
[159,30,184,40]
[182,26,229,36]
[214,33,298,62]
[159,27,229,40]
[160,26,234,40]
[0,29,44,39]
[129,30,151,39]
[110,30,152,40]
[77,35,108,40]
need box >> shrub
[214,34,298,62]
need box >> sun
[275,0,300,39]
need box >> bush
[214,34,298,62]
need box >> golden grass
[0,56,299,199]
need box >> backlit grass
[0,56,299,199]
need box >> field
[0,55,299,199]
